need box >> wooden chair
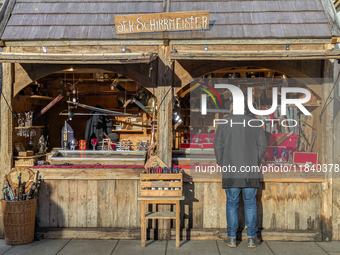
[138,172,184,247]
[138,196,184,248]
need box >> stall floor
[0,239,339,255]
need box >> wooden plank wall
[180,182,321,231]
[37,180,322,233]
[38,180,141,228]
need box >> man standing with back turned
[213,100,267,248]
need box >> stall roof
[0,0,338,41]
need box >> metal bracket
[286,44,290,50]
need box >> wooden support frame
[321,59,334,241]
[155,45,174,240]
[13,63,157,97]
[333,74,340,240]
[169,39,331,45]
[0,62,13,237]
[0,41,335,241]
[35,167,326,183]
[35,227,321,241]
[0,52,157,64]
[4,40,164,47]
[156,45,173,167]
[173,60,323,98]
[171,50,340,61]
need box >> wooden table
[138,196,185,248]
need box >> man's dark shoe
[248,238,257,248]
[224,238,236,248]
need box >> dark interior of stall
[11,66,321,167]
[12,67,156,166]
[174,66,321,167]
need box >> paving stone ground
[0,239,339,255]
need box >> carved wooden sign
[114,11,209,34]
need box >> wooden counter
[32,165,325,241]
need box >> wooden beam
[13,63,35,96]
[333,97,340,239]
[36,168,144,180]
[171,50,340,61]
[331,37,340,44]
[173,61,323,98]
[0,62,13,237]
[35,227,321,241]
[36,227,142,240]
[0,52,156,64]
[173,229,321,241]
[4,40,164,47]
[170,39,330,45]
[156,46,173,167]
[333,59,340,241]
[156,45,173,241]
[26,167,327,183]
[13,63,157,97]
[3,39,330,47]
[173,44,326,52]
[306,85,322,98]
[188,177,326,183]
[9,45,159,54]
[321,59,334,241]
[213,68,273,73]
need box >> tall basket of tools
[2,198,37,245]
[2,167,39,245]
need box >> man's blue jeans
[225,188,258,239]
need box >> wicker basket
[1,199,37,245]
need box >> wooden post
[0,62,13,237]
[157,45,173,167]
[156,45,173,240]
[321,59,333,241]
[176,200,180,248]
[141,200,146,247]
[333,60,340,241]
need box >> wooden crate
[140,173,183,196]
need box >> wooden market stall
[1,0,340,242]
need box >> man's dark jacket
[213,114,267,189]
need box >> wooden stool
[138,196,185,248]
